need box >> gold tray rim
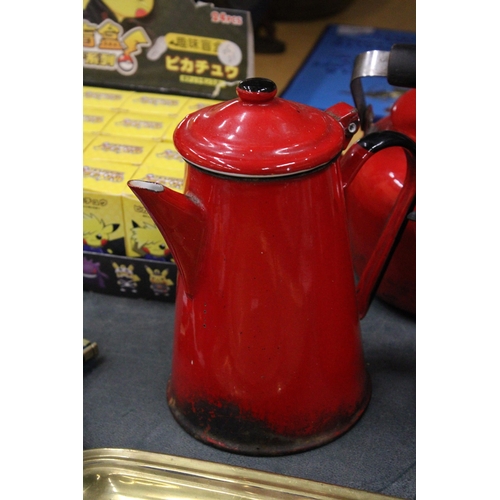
[83,447,402,500]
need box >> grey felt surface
[83,290,415,499]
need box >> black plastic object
[388,44,416,88]
[238,77,277,94]
[271,0,352,21]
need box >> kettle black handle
[388,43,416,88]
[350,43,416,131]
[340,130,416,319]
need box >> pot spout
[127,180,206,297]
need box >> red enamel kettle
[345,44,416,314]
[128,77,416,456]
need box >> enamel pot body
[344,89,416,314]
[128,78,416,456]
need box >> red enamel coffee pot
[345,44,416,314]
[128,77,416,456]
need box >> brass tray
[83,448,401,499]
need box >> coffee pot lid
[173,78,346,178]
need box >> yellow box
[84,135,157,165]
[122,144,186,260]
[83,86,132,110]
[162,97,221,141]
[83,133,94,151]
[83,159,139,256]
[162,116,185,142]
[83,107,118,135]
[120,92,189,116]
[181,96,221,116]
[140,141,186,184]
[101,111,174,141]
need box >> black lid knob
[236,78,277,103]
[238,77,277,94]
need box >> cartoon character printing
[83,257,109,288]
[131,220,172,261]
[84,212,119,253]
[112,262,140,292]
[83,0,157,72]
[83,0,155,26]
[146,266,174,296]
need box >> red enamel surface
[167,164,369,437]
[173,90,345,177]
[127,82,416,454]
[345,89,416,314]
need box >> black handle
[388,43,416,88]
[340,131,416,318]
[238,77,277,94]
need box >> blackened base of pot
[166,380,371,457]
